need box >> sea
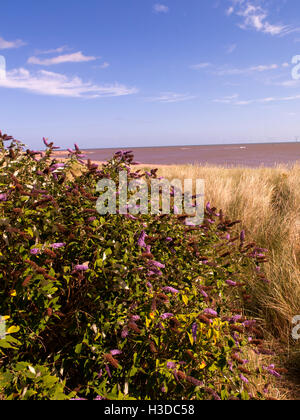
[55,142,300,167]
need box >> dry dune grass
[155,163,300,350]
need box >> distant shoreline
[50,140,300,153]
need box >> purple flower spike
[160,313,174,320]
[167,362,177,370]
[230,315,242,323]
[149,261,165,269]
[240,230,246,243]
[264,365,281,378]
[50,243,66,249]
[105,365,112,378]
[162,286,179,294]
[43,137,50,147]
[30,248,40,255]
[226,280,237,287]
[121,327,129,339]
[192,322,198,343]
[204,308,218,317]
[137,231,147,248]
[147,269,163,277]
[74,264,89,272]
[50,163,65,172]
[125,214,137,220]
[240,374,249,384]
[110,349,122,356]
[199,289,208,299]
[0,193,8,202]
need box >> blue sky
[0,0,300,149]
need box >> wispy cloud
[0,36,26,50]
[148,92,196,103]
[213,94,239,104]
[214,63,279,76]
[153,4,169,14]
[28,51,97,66]
[0,68,138,98]
[226,6,234,16]
[275,80,300,88]
[191,61,280,76]
[213,92,300,106]
[190,62,211,70]
[99,62,110,69]
[226,1,296,36]
[35,46,69,55]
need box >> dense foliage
[0,132,279,400]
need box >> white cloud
[99,62,110,69]
[250,64,278,72]
[213,94,239,104]
[192,61,280,76]
[153,4,169,14]
[28,51,97,66]
[235,100,253,105]
[273,79,300,88]
[190,62,211,70]
[148,92,196,103]
[35,46,69,55]
[226,1,295,36]
[0,36,26,50]
[213,92,300,105]
[0,67,138,98]
[226,7,234,16]
[215,63,278,76]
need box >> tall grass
[156,162,300,349]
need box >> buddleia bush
[0,131,280,400]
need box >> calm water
[56,142,300,167]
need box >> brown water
[56,142,300,167]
